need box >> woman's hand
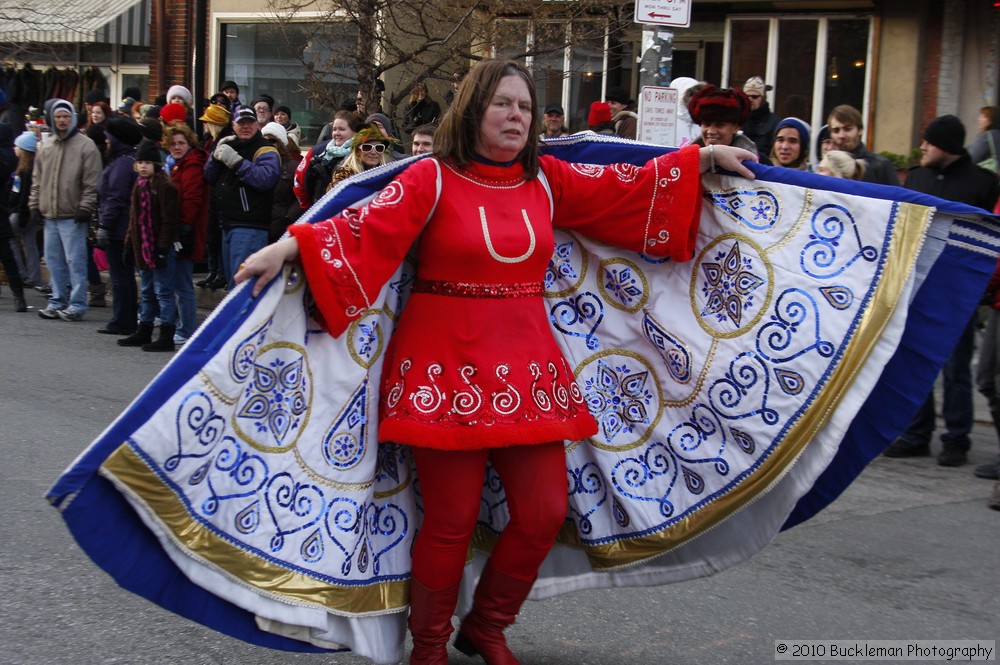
[700,145,758,179]
[234,236,301,297]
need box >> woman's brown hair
[433,59,539,179]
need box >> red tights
[410,441,568,590]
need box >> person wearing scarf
[118,140,180,352]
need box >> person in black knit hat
[885,115,1000,468]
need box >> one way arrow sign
[634,0,691,27]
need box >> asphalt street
[1,287,997,665]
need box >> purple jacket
[98,135,137,240]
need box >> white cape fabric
[49,135,1000,664]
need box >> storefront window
[725,15,871,147]
[775,19,818,120]
[220,21,357,145]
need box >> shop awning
[0,0,151,47]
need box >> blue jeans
[222,227,268,289]
[137,249,178,326]
[44,218,89,314]
[901,314,977,451]
[174,257,197,338]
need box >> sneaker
[974,459,1000,480]
[57,309,84,322]
[882,438,931,458]
[38,305,62,319]
[34,284,52,295]
[937,448,968,467]
[173,333,189,345]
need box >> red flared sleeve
[542,144,703,261]
[289,158,441,337]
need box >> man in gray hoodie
[28,99,102,321]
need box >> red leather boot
[408,578,461,665]
[453,564,534,665]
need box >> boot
[142,323,176,352]
[408,578,461,665]
[454,564,534,665]
[118,322,155,347]
[89,282,107,307]
[195,272,217,288]
[11,284,27,312]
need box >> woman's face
[168,133,191,160]
[358,141,386,168]
[273,110,290,125]
[332,118,354,147]
[772,126,802,166]
[980,112,990,133]
[700,120,739,146]
[90,106,106,125]
[475,74,532,163]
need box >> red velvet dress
[290,146,703,450]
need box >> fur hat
[923,115,966,155]
[105,116,144,146]
[261,121,288,147]
[350,124,398,150]
[166,85,193,107]
[14,130,37,153]
[588,101,612,127]
[135,139,162,163]
[159,103,187,126]
[775,117,811,153]
[199,104,231,126]
[606,87,632,106]
[687,85,751,126]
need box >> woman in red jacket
[164,121,209,345]
[236,59,756,665]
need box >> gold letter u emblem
[480,206,536,264]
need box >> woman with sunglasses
[237,59,755,665]
[328,124,396,190]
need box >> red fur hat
[687,85,751,126]
[159,103,187,125]
[588,101,612,127]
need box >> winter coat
[402,98,441,134]
[125,172,180,269]
[204,132,280,230]
[170,147,210,262]
[98,135,136,240]
[743,102,780,158]
[270,155,304,243]
[28,114,102,219]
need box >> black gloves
[29,209,43,226]
[75,210,92,225]
[95,228,111,250]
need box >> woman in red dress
[236,59,756,665]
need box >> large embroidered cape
[48,135,1000,664]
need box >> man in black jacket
[203,107,281,288]
[741,76,779,159]
[884,115,1000,467]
